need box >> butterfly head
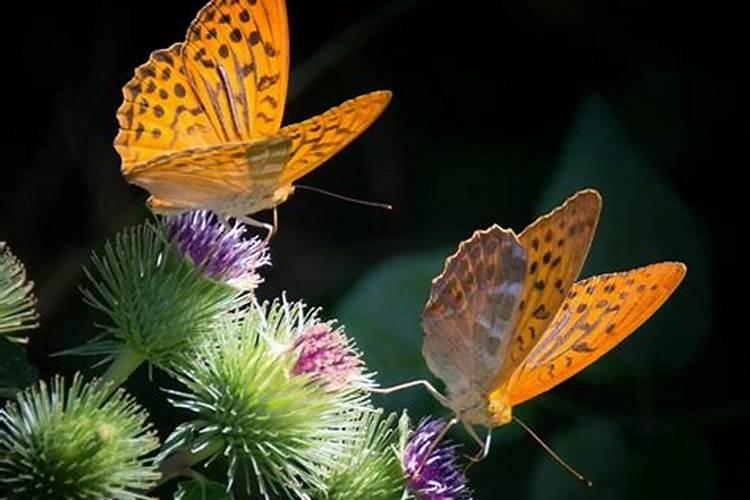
[146,196,186,215]
[488,390,513,427]
[272,184,295,205]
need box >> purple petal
[404,418,473,500]
[167,211,270,291]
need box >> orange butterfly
[114,0,391,236]
[376,189,686,463]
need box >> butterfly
[377,189,686,461]
[114,0,391,236]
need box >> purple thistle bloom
[290,323,364,389]
[403,418,472,500]
[167,211,270,291]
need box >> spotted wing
[115,43,220,173]
[422,226,527,398]
[277,91,392,185]
[507,262,686,406]
[123,137,290,210]
[182,0,289,141]
[497,189,602,383]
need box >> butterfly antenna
[295,184,393,210]
[513,417,593,487]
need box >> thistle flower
[163,299,370,498]
[0,374,159,499]
[403,418,472,500]
[291,323,368,390]
[167,211,270,291]
[0,242,38,341]
[78,223,249,370]
[316,410,406,500]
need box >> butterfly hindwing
[115,43,219,172]
[182,0,289,142]
[507,262,686,406]
[497,189,602,384]
[422,226,527,398]
[278,91,392,185]
[124,137,291,210]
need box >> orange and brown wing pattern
[277,91,392,185]
[182,0,289,141]
[124,137,290,211]
[422,226,527,398]
[498,190,602,382]
[507,262,686,406]
[115,43,219,173]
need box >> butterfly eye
[490,404,512,426]
[488,394,512,426]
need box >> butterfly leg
[463,423,492,463]
[236,215,276,242]
[369,379,449,407]
[414,416,459,475]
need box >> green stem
[99,345,146,392]
[157,440,225,487]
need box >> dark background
[1,0,745,498]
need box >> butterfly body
[421,189,686,433]
[115,0,391,223]
[144,183,294,217]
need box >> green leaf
[175,478,231,500]
[630,432,716,498]
[529,419,716,499]
[530,419,630,500]
[0,337,38,398]
[538,95,711,381]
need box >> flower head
[291,323,366,389]
[0,374,159,499]
[317,410,405,500]
[0,242,38,341]
[168,210,270,291]
[79,223,250,368]
[164,299,370,498]
[403,418,472,500]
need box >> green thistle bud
[163,298,371,498]
[0,374,159,499]
[0,242,39,341]
[79,223,250,369]
[315,410,406,500]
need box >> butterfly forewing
[124,137,290,210]
[182,0,289,141]
[422,226,527,399]
[114,0,391,218]
[497,190,602,384]
[278,91,392,185]
[507,262,686,406]
[115,44,219,172]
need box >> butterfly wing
[277,91,392,185]
[182,0,289,141]
[115,43,220,172]
[505,262,686,406]
[124,137,291,211]
[496,189,602,384]
[422,226,527,400]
